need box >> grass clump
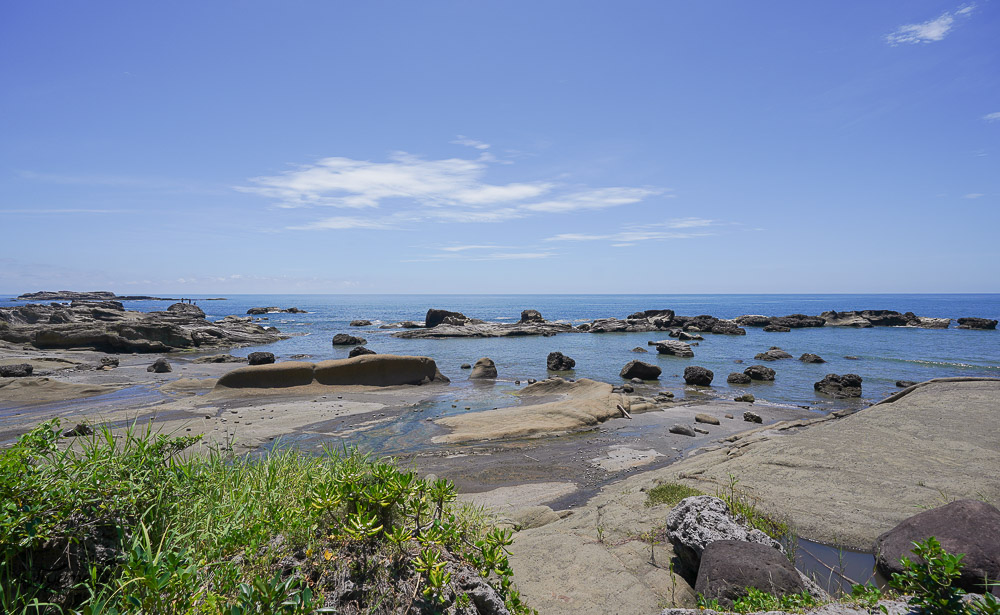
[0,419,534,614]
[644,482,702,508]
[696,588,819,613]
[717,475,795,556]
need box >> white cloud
[964,193,984,199]
[983,112,1000,122]
[289,216,401,231]
[403,246,554,262]
[886,5,975,45]
[451,135,490,150]
[520,187,664,213]
[546,218,723,244]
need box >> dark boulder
[874,499,1000,594]
[63,423,93,437]
[744,411,762,423]
[710,321,746,336]
[146,358,171,373]
[896,380,917,388]
[349,346,376,358]
[349,320,372,327]
[0,363,33,377]
[754,347,792,361]
[627,309,675,322]
[425,309,470,328]
[683,366,714,386]
[735,393,755,403]
[99,356,119,369]
[166,302,206,318]
[631,347,649,353]
[655,340,695,357]
[247,351,275,366]
[744,365,776,381]
[669,424,696,437]
[734,315,772,327]
[695,540,806,608]
[247,306,279,315]
[814,373,862,398]
[546,351,575,371]
[469,357,497,379]
[957,317,998,330]
[620,360,661,380]
[332,333,366,346]
[763,324,791,333]
[799,353,826,364]
[727,372,751,385]
[770,314,825,328]
[519,309,545,324]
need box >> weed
[644,482,702,508]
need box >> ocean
[5,293,997,412]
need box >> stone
[695,413,720,425]
[631,346,649,353]
[896,380,917,388]
[460,363,472,369]
[546,351,576,371]
[349,319,372,327]
[957,317,998,330]
[332,333,366,346]
[99,356,119,369]
[727,372,751,385]
[845,355,860,360]
[754,348,793,361]
[814,373,863,398]
[695,540,806,608]
[744,365,776,381]
[247,306,279,315]
[655,340,695,357]
[519,309,545,324]
[666,495,783,572]
[216,355,448,389]
[192,354,247,364]
[799,353,826,363]
[620,360,661,380]
[167,302,206,318]
[735,394,755,403]
[469,357,498,379]
[763,324,791,332]
[683,366,714,386]
[0,363,33,377]
[247,351,275,366]
[709,321,746,336]
[874,499,1000,593]
[425,308,470,328]
[146,358,171,373]
[744,411,762,423]
[63,423,93,437]
[349,345,376,358]
[669,424,696,437]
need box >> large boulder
[683,366,714,386]
[0,363,33,377]
[744,365,776,381]
[349,345,376,358]
[469,357,498,379]
[957,317,998,330]
[520,309,545,324]
[627,309,675,322]
[874,499,1000,594]
[332,333,366,346]
[814,373,863,398]
[727,372,751,385]
[655,340,695,357]
[709,321,746,336]
[695,540,806,608]
[799,353,826,363]
[620,360,661,380]
[425,309,470,328]
[166,302,206,318]
[146,358,171,373]
[214,355,449,389]
[247,306,279,315]
[666,496,782,572]
[247,351,275,366]
[546,352,575,371]
[754,347,793,361]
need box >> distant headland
[11,290,226,302]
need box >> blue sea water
[4,293,996,410]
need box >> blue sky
[1,1,997,294]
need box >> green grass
[0,419,535,615]
[644,482,702,508]
[717,475,796,558]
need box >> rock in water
[631,346,649,353]
[332,333,366,346]
[546,351,576,371]
[666,495,783,572]
[754,347,793,361]
[799,353,826,363]
[709,321,746,335]
[743,365,776,381]
[874,499,1000,593]
[425,308,470,328]
[695,540,806,608]
[0,363,33,377]
[469,357,497,379]
[957,317,998,330]
[814,373,862,398]
[895,380,917,388]
[519,309,545,323]
[655,340,695,357]
[683,366,714,386]
[619,360,661,380]
[763,324,791,332]
[147,358,171,373]
[727,372,751,384]
[247,351,275,366]
[735,394,755,403]
[349,319,372,327]
[349,345,376,358]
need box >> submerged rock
[349,345,376,358]
[814,373,862,398]
[734,393,755,403]
[683,366,714,386]
[349,319,372,327]
[726,372,751,385]
[743,365,775,381]
[799,353,826,363]
[332,333,366,346]
[469,357,498,379]
[655,340,695,357]
[754,347,792,361]
[620,360,661,380]
[546,351,575,371]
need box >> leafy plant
[889,536,966,615]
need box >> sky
[1,1,998,294]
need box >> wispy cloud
[964,193,984,199]
[984,112,1000,122]
[451,135,490,150]
[886,4,975,45]
[546,218,723,244]
[403,245,554,262]
[239,146,668,231]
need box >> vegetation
[888,537,999,615]
[717,475,796,558]
[644,482,702,508]
[695,588,819,613]
[0,419,533,614]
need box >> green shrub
[644,482,701,508]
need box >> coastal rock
[666,496,782,572]
[695,540,806,608]
[520,309,545,324]
[349,319,372,327]
[735,394,755,403]
[770,314,826,328]
[677,331,703,341]
[727,372,751,385]
[763,324,791,332]
[425,309,470,328]
[874,499,1000,594]
[683,366,714,386]
[814,373,862,398]
[743,365,775,381]
[192,354,247,364]
[957,317,998,330]
[460,363,472,369]
[146,358,171,373]
[14,290,176,302]
[332,333,366,346]
[669,424,696,437]
[896,380,917,388]
[167,302,206,318]
[620,360,661,380]
[469,357,498,379]
[246,306,304,315]
[695,413,720,425]
[655,340,695,357]
[247,351,275,366]
[631,346,649,353]
[394,320,575,339]
[799,353,826,364]
[911,316,951,329]
[733,315,772,327]
[349,345,376,358]
[710,321,746,336]
[628,309,675,322]
[99,356,119,369]
[845,355,860,360]
[744,411,762,423]
[215,355,448,389]
[820,311,874,327]
[546,352,575,371]
[754,347,792,361]
[0,363,33,377]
